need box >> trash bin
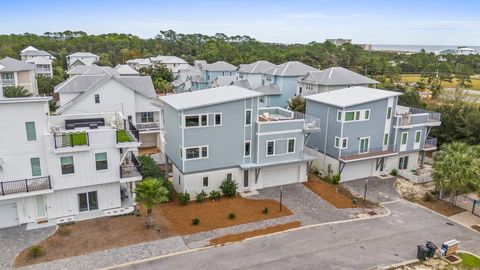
[417,245,429,261]
[426,241,437,258]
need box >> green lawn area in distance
[458,253,480,269]
[400,74,480,90]
[116,130,133,143]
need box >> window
[243,170,249,188]
[226,173,232,181]
[95,152,108,171]
[364,110,370,120]
[25,122,37,141]
[384,133,389,146]
[202,176,209,188]
[94,94,100,104]
[185,146,208,159]
[345,112,355,121]
[61,156,74,175]
[178,176,181,185]
[415,130,421,143]
[267,141,275,156]
[185,115,207,127]
[259,96,265,103]
[30,157,41,177]
[141,112,154,123]
[1,72,14,80]
[387,107,392,119]
[180,147,183,159]
[78,191,99,212]
[337,111,342,121]
[399,156,409,170]
[335,137,348,149]
[287,138,295,153]
[244,141,251,157]
[359,137,370,153]
[214,113,222,126]
[401,132,408,145]
[355,111,360,120]
[245,110,252,125]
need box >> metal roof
[305,86,402,108]
[203,61,237,72]
[299,67,378,86]
[67,65,119,76]
[67,52,99,58]
[238,61,276,74]
[263,61,319,77]
[160,85,262,110]
[114,64,140,76]
[25,56,53,65]
[254,84,282,95]
[0,57,36,72]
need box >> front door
[35,195,47,220]
[243,170,250,190]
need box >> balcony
[120,152,142,180]
[293,112,321,132]
[1,176,51,196]
[423,137,438,150]
[339,144,396,161]
[54,132,89,148]
[1,78,15,85]
[257,108,320,133]
[136,121,161,130]
[395,106,441,127]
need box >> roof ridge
[281,62,291,76]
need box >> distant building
[439,47,478,55]
[20,46,55,77]
[0,57,38,95]
[326,38,352,46]
[66,52,100,70]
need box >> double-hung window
[61,156,74,175]
[266,141,275,156]
[386,107,392,119]
[383,133,389,146]
[141,112,154,122]
[25,122,37,141]
[30,157,41,177]
[78,191,98,212]
[95,152,108,171]
[245,110,252,125]
[287,139,295,153]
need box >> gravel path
[0,225,55,270]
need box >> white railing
[136,122,161,130]
[293,112,321,131]
[398,169,432,184]
[1,79,15,85]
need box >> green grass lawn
[458,253,480,269]
[116,130,133,143]
[400,74,480,90]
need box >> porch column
[420,151,426,168]
[164,155,170,180]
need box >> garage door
[341,160,373,182]
[0,202,19,228]
[262,165,300,188]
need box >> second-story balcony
[54,131,89,148]
[136,121,161,131]
[423,137,438,150]
[1,78,15,85]
[395,106,441,128]
[120,152,142,181]
[339,144,396,162]
[257,107,321,133]
[1,176,52,197]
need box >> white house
[149,55,190,72]
[126,58,152,70]
[114,64,140,76]
[20,46,55,77]
[0,96,141,229]
[54,74,165,162]
[67,52,100,70]
[0,57,38,95]
[238,60,276,89]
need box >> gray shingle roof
[0,57,35,72]
[300,67,379,86]
[160,85,262,110]
[238,61,275,74]
[263,61,319,77]
[254,84,281,95]
[203,61,237,72]
[305,86,402,108]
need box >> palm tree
[2,86,32,97]
[134,178,169,228]
[433,142,480,207]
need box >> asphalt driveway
[117,200,480,270]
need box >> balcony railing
[339,144,396,161]
[423,137,438,149]
[120,152,142,179]
[136,122,161,130]
[293,112,321,132]
[1,176,51,196]
[408,107,441,122]
[1,78,15,85]
[54,132,89,148]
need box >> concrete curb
[100,203,393,270]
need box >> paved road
[117,200,480,270]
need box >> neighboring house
[297,67,379,96]
[0,57,38,95]
[172,67,202,93]
[159,85,319,195]
[439,47,478,55]
[198,61,237,89]
[0,96,141,229]
[126,58,152,70]
[54,74,165,161]
[211,75,237,88]
[305,86,441,182]
[66,52,100,70]
[256,61,318,108]
[150,55,190,72]
[114,64,140,76]
[67,65,119,77]
[238,60,276,89]
[20,46,55,77]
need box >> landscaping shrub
[57,225,71,236]
[390,168,398,176]
[209,190,221,201]
[330,174,341,185]
[424,192,437,202]
[196,190,208,203]
[29,245,44,258]
[311,167,319,176]
[178,192,191,205]
[192,218,200,226]
[161,179,175,200]
[262,207,269,215]
[138,155,163,179]
[228,212,236,220]
[220,178,238,197]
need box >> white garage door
[341,160,374,182]
[262,165,300,188]
[0,202,19,228]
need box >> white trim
[334,136,348,149]
[358,137,370,154]
[202,176,209,188]
[185,145,209,160]
[342,109,371,122]
[287,138,296,153]
[266,140,275,156]
[244,140,251,157]
[213,112,223,127]
[400,132,408,152]
[383,133,389,146]
[413,130,422,150]
[257,129,303,136]
[336,110,343,122]
[245,109,252,126]
[184,114,208,128]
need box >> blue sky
[1,0,479,45]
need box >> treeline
[0,30,479,74]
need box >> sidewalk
[450,212,480,228]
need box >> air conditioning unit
[318,170,326,178]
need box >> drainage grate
[444,254,460,263]
[367,211,377,216]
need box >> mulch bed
[304,174,377,208]
[417,199,465,217]
[209,221,301,246]
[159,196,292,235]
